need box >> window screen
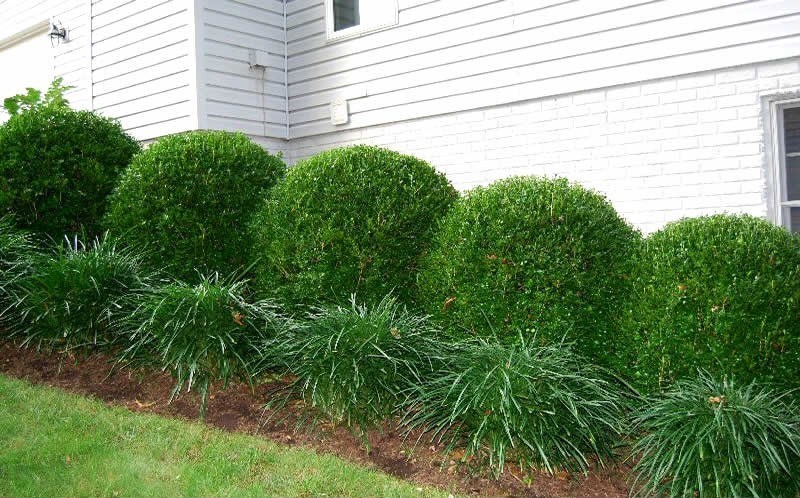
[791,207,800,234]
[784,108,800,199]
[327,0,396,39]
[333,0,360,31]
[781,106,800,233]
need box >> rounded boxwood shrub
[0,107,140,239]
[418,176,640,364]
[621,215,800,393]
[105,131,285,281]
[251,145,458,307]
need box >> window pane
[785,107,800,155]
[785,156,800,201]
[333,0,359,31]
[790,207,800,234]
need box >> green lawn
[0,375,448,498]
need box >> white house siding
[197,0,288,140]
[0,0,91,113]
[250,135,290,159]
[284,0,800,139]
[289,59,800,234]
[91,0,195,141]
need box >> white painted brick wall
[287,58,800,234]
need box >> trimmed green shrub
[12,234,154,352]
[621,215,800,392]
[118,275,284,416]
[0,107,140,239]
[418,176,640,363]
[402,337,630,477]
[259,295,439,437]
[105,131,285,281]
[630,372,800,498]
[0,216,37,319]
[251,145,458,307]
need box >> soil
[0,341,631,498]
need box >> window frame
[769,97,800,232]
[324,0,398,42]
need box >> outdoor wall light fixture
[48,21,67,46]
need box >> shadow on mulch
[0,341,630,498]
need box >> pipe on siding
[283,0,289,140]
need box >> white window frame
[768,97,800,232]
[324,0,398,42]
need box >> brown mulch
[0,341,631,498]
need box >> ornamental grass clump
[261,295,441,437]
[402,337,631,477]
[418,176,640,365]
[106,131,285,281]
[118,275,284,416]
[251,145,458,308]
[621,214,800,392]
[11,234,154,352]
[0,216,37,314]
[630,371,800,498]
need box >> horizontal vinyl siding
[199,0,288,139]
[285,0,800,138]
[0,0,91,112]
[91,0,194,140]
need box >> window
[772,100,800,233]
[325,0,397,40]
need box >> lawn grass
[0,374,449,498]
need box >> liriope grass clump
[630,372,800,498]
[118,275,285,415]
[402,337,631,477]
[260,295,441,437]
[12,234,154,352]
[0,216,37,316]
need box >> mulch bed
[0,341,631,497]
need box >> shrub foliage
[3,77,72,116]
[260,295,439,436]
[0,107,140,239]
[622,215,800,392]
[418,176,639,363]
[118,275,283,415]
[106,131,285,281]
[251,145,457,307]
[402,337,630,477]
[12,234,153,352]
[631,372,800,498]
